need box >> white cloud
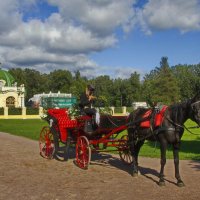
[48,0,136,36]
[0,0,136,78]
[0,0,200,79]
[0,0,22,34]
[113,67,144,79]
[138,0,200,34]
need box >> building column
[122,106,127,114]
[22,107,26,119]
[4,107,8,119]
[39,107,43,117]
[110,107,115,115]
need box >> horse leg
[173,143,185,187]
[158,139,168,186]
[130,140,144,177]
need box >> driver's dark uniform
[79,92,98,134]
[79,92,96,116]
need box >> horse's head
[190,92,200,126]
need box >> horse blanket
[140,106,168,128]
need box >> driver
[79,84,100,126]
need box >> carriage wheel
[39,126,55,159]
[118,135,133,165]
[75,136,91,169]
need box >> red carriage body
[39,108,132,169]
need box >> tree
[48,69,73,93]
[172,64,200,100]
[125,72,141,106]
[9,68,26,86]
[142,57,180,105]
[93,75,113,106]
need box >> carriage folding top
[39,108,132,169]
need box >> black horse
[127,92,200,187]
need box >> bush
[126,107,134,113]
[26,107,39,115]
[8,107,22,115]
[0,107,4,115]
[114,107,123,113]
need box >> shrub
[0,107,4,115]
[8,107,22,115]
[26,107,39,115]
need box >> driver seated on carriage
[79,84,100,133]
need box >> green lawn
[0,118,199,160]
[138,119,200,160]
[0,119,48,140]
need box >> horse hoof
[177,181,185,187]
[132,172,138,177]
[158,181,165,186]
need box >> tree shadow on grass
[146,139,200,161]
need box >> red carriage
[39,108,132,169]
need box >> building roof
[0,69,15,86]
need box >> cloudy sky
[0,0,200,78]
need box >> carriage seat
[47,108,77,142]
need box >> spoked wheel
[39,126,55,159]
[76,136,91,169]
[118,135,133,165]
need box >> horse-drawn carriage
[39,108,132,169]
[39,92,200,186]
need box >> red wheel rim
[39,126,55,159]
[76,136,91,169]
[119,135,133,165]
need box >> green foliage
[0,107,4,115]
[8,57,200,108]
[8,107,22,115]
[114,107,123,113]
[26,108,39,115]
[172,64,200,100]
[48,69,73,93]
[143,57,180,105]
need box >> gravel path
[0,132,199,200]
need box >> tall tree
[9,68,26,86]
[93,75,113,106]
[24,68,46,101]
[143,57,180,105]
[48,69,73,93]
[125,72,141,106]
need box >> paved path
[0,132,200,200]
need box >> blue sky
[92,29,200,77]
[0,0,200,79]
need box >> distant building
[29,92,77,109]
[0,69,25,108]
[132,102,148,110]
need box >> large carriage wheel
[39,126,55,159]
[118,135,133,165]
[75,136,91,169]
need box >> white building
[132,102,148,110]
[0,69,25,108]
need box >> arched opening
[6,96,15,107]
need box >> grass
[138,119,200,160]
[0,118,199,160]
[0,119,48,140]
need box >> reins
[183,124,200,135]
[166,116,200,136]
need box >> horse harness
[129,106,176,143]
